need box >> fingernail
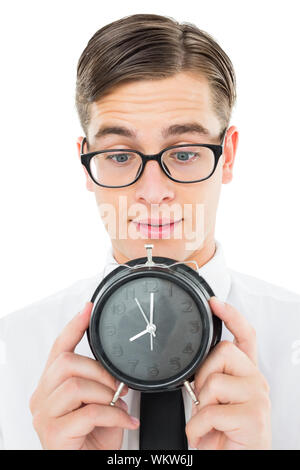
[211,296,225,306]
[130,416,140,426]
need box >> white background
[1,0,300,318]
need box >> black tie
[139,388,188,450]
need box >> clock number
[189,321,201,333]
[112,302,126,315]
[147,364,159,378]
[143,279,159,293]
[181,299,193,312]
[128,360,139,374]
[124,285,135,300]
[182,342,194,355]
[111,345,123,357]
[169,356,181,371]
[103,323,116,336]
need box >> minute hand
[134,297,156,337]
[150,292,154,351]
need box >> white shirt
[0,239,300,450]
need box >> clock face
[97,274,207,385]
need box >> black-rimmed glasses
[80,130,227,188]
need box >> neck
[185,236,216,271]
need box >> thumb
[45,301,93,369]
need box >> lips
[132,218,181,226]
[131,218,182,239]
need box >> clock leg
[110,381,125,406]
[183,380,199,405]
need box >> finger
[196,373,260,411]
[45,377,128,418]
[56,403,140,438]
[209,296,257,365]
[41,353,128,397]
[194,340,257,395]
[186,403,249,449]
[44,302,93,370]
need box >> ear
[221,125,239,184]
[76,136,94,192]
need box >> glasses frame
[80,129,227,188]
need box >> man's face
[77,71,238,264]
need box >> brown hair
[75,13,236,143]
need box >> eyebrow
[93,122,211,140]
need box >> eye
[106,153,131,163]
[171,151,199,162]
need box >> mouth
[130,218,182,238]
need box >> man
[0,13,299,450]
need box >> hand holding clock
[185,296,272,450]
[29,292,271,450]
[29,302,139,450]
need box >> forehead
[87,72,220,142]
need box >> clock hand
[134,297,150,325]
[134,297,156,337]
[150,292,154,351]
[129,323,157,342]
[129,328,148,342]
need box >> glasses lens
[90,151,142,186]
[162,146,215,182]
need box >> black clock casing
[87,255,222,393]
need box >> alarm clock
[87,244,222,405]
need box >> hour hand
[129,323,157,342]
[129,328,148,342]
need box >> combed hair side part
[75,13,236,139]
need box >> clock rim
[88,266,214,392]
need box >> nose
[134,159,175,206]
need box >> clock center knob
[146,323,156,335]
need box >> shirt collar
[196,239,231,302]
[103,238,231,302]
